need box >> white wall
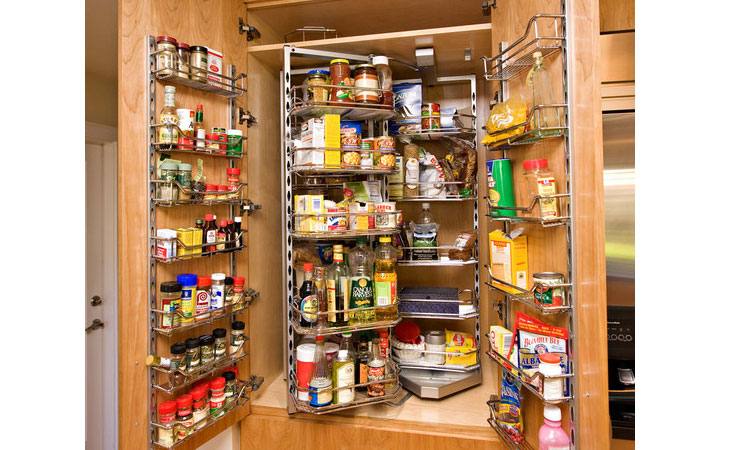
[198,424,240,450]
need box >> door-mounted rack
[151,180,248,207]
[487,193,571,227]
[486,395,536,450]
[487,349,573,404]
[152,123,247,158]
[486,266,572,315]
[394,113,477,141]
[151,233,246,264]
[389,181,477,202]
[483,104,568,150]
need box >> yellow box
[444,330,478,366]
[489,325,513,357]
[176,228,193,259]
[488,229,528,295]
[324,114,341,166]
[294,194,324,214]
[191,227,203,255]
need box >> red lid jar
[158,400,177,423]
[176,394,193,416]
[523,159,549,171]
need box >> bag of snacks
[482,97,528,145]
[495,371,524,443]
[448,230,477,261]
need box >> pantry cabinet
[118,1,609,449]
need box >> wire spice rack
[483,104,567,151]
[481,14,565,81]
[151,180,248,207]
[397,246,476,267]
[487,193,571,227]
[486,395,536,449]
[151,123,246,158]
[288,82,396,121]
[289,146,398,175]
[487,349,572,404]
[289,301,401,336]
[151,233,246,263]
[486,266,572,315]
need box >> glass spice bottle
[170,342,187,373]
[353,64,380,104]
[185,337,201,372]
[190,45,208,83]
[230,321,246,355]
[155,35,178,77]
[159,281,182,329]
[367,337,386,397]
[175,394,194,440]
[231,276,246,312]
[209,377,227,418]
[158,85,179,145]
[191,386,208,430]
[213,328,227,361]
[176,163,192,201]
[210,273,226,317]
[224,276,234,306]
[177,42,191,79]
[305,69,330,103]
[156,400,177,446]
[199,334,215,366]
[222,371,237,406]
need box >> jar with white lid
[538,353,564,400]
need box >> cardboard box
[294,195,326,233]
[387,155,404,198]
[176,228,193,259]
[488,229,528,294]
[301,115,340,147]
[489,325,513,357]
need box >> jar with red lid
[353,64,380,104]
[191,386,209,430]
[213,127,227,154]
[204,184,217,202]
[206,133,218,152]
[157,400,177,446]
[209,377,227,418]
[227,167,241,200]
[155,35,178,77]
[329,59,353,103]
[177,42,190,79]
[175,394,194,439]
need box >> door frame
[86,120,118,450]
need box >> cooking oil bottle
[348,238,375,325]
[374,236,398,321]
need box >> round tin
[533,272,565,306]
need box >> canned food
[533,272,565,306]
[377,135,396,151]
[421,116,440,130]
[421,103,440,116]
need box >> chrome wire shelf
[392,348,481,373]
[291,228,399,240]
[389,181,476,202]
[151,179,247,207]
[289,82,396,121]
[151,233,246,264]
[486,266,572,315]
[394,112,477,141]
[487,193,571,227]
[152,376,263,449]
[151,289,259,336]
[481,14,565,81]
[151,345,250,394]
[288,362,403,415]
[399,289,478,320]
[486,395,535,449]
[290,300,401,336]
[289,146,398,175]
[151,123,246,158]
[397,246,476,267]
[397,127,476,141]
[483,104,567,151]
[486,349,572,404]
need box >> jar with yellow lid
[329,59,353,103]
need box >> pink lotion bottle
[538,405,571,450]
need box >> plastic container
[157,400,177,446]
[209,377,227,417]
[176,273,197,324]
[487,159,516,217]
[296,343,316,401]
[523,159,559,219]
[227,129,243,157]
[230,321,246,355]
[372,55,393,106]
[539,353,564,400]
[196,275,212,321]
[191,386,209,430]
[175,394,194,439]
[425,330,446,365]
[213,328,227,361]
[538,405,571,450]
[210,273,226,317]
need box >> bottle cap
[222,371,236,382]
[160,281,182,293]
[372,55,389,66]
[523,159,548,171]
[190,386,207,401]
[185,337,200,348]
[198,275,212,287]
[342,332,352,338]
[170,342,186,354]
[205,213,214,221]
[422,202,430,209]
[158,400,178,416]
[234,276,246,287]
[176,394,193,409]
[210,377,226,389]
[234,216,242,223]
[316,335,324,342]
[196,103,203,110]
[232,321,245,330]
[164,85,176,94]
[176,273,198,286]
[227,167,241,175]
[199,334,214,345]
[225,276,234,286]
[544,404,562,422]
[156,35,178,45]
[330,58,350,65]
[307,69,330,76]
[178,42,190,50]
[379,236,392,243]
[538,353,562,364]
[302,262,314,272]
[219,220,227,227]
[213,328,227,338]
[211,272,226,281]
[178,163,192,171]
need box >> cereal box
[488,229,528,294]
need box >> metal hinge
[244,375,265,392]
[493,300,504,321]
[238,108,257,127]
[242,288,260,308]
[239,18,261,41]
[482,0,496,16]
[241,199,262,214]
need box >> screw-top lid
[523,159,548,171]
[225,276,234,286]
[158,400,178,416]
[316,335,324,342]
[193,379,210,392]
[210,376,226,389]
[234,216,242,223]
[190,385,207,401]
[227,129,243,136]
[190,45,208,53]
[342,332,353,338]
[170,342,186,355]
[222,371,236,382]
[212,272,226,281]
[185,337,200,348]
[219,219,228,227]
[213,328,227,338]
[177,42,189,50]
[307,69,330,76]
[227,167,241,175]
[303,262,314,272]
[176,273,198,286]
[198,275,212,287]
[206,183,217,192]
[354,63,376,70]
[234,276,246,287]
[544,404,562,422]
[178,162,192,171]
[156,35,178,45]
[232,320,245,330]
[378,329,389,338]
[538,353,562,364]
[199,334,214,345]
[176,394,193,409]
[372,55,389,66]
[379,236,392,243]
[330,58,350,65]
[160,160,179,170]
[205,213,214,221]
[164,85,176,94]
[160,281,182,293]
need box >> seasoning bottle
[309,335,333,407]
[313,266,328,327]
[367,338,386,397]
[226,167,241,200]
[156,400,177,446]
[299,263,318,328]
[523,159,560,219]
[185,337,201,372]
[372,56,393,106]
[190,385,208,430]
[305,69,329,103]
[199,334,215,366]
[233,217,243,248]
[232,276,246,312]
[209,377,227,418]
[155,35,178,77]
[170,342,187,373]
[216,220,228,251]
[222,371,237,406]
[175,394,194,440]
[145,354,172,369]
[176,163,192,201]
[190,45,208,83]
[159,281,182,329]
[224,276,234,307]
[210,273,226,317]
[355,340,370,390]
[195,275,212,321]
[225,222,236,250]
[202,213,217,253]
[158,160,179,202]
[204,183,218,202]
[176,273,197,324]
[539,353,565,400]
[213,328,227,361]
[193,104,205,150]
[158,85,179,145]
[230,321,246,355]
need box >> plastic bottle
[348,239,375,325]
[309,336,333,407]
[411,203,439,260]
[538,405,571,450]
[527,51,561,133]
[374,236,398,321]
[372,55,393,106]
[522,159,560,219]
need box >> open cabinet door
[485,0,609,448]
[119,1,261,449]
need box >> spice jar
[213,328,227,361]
[425,331,446,365]
[190,45,208,83]
[523,159,559,219]
[158,160,179,202]
[224,276,234,308]
[222,371,237,406]
[230,321,246,355]
[213,127,228,154]
[305,69,330,103]
[155,35,178,77]
[193,379,211,402]
[227,129,243,157]
[177,42,190,79]
[209,377,227,418]
[226,167,241,200]
[196,275,212,321]
[353,64,380,104]
[329,59,353,102]
[170,342,187,373]
[533,272,565,307]
[210,273,226,318]
[204,184,217,202]
[191,386,209,430]
[157,400,177,446]
[159,281,182,329]
[185,337,201,371]
[231,276,246,312]
[176,163,192,201]
[175,394,194,439]
[539,353,565,400]
[176,273,197,325]
[199,334,215,366]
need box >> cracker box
[294,195,325,233]
[488,229,528,295]
[489,325,514,357]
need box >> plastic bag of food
[496,371,524,443]
[419,150,446,198]
[448,230,477,261]
[482,97,528,145]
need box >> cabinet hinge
[482,0,496,16]
[238,108,258,127]
[241,199,262,214]
[239,18,261,41]
[242,288,260,308]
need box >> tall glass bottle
[158,85,179,145]
[355,340,371,391]
[367,337,386,397]
[374,236,398,321]
[309,336,333,407]
[348,239,374,325]
[299,263,318,328]
[527,51,561,135]
[326,245,350,327]
[312,266,327,328]
[332,332,355,404]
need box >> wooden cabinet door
[487,0,609,448]
[118,2,251,449]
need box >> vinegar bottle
[538,405,571,450]
[374,236,398,321]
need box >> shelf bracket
[238,108,258,127]
[241,199,262,214]
[239,18,261,41]
[481,0,496,16]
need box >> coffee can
[487,159,516,217]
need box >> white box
[301,118,325,148]
[207,48,224,85]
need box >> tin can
[533,272,565,306]
[518,348,540,371]
[421,103,440,116]
[421,116,440,130]
[375,202,397,229]
[213,127,227,153]
[176,227,194,259]
[487,159,516,217]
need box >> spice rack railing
[486,395,536,450]
[397,246,477,267]
[487,193,571,227]
[152,123,246,158]
[289,82,396,121]
[481,14,565,81]
[151,343,250,394]
[394,113,477,141]
[486,349,572,404]
[151,180,248,207]
[152,233,246,263]
[392,346,481,372]
[288,361,403,415]
[483,104,567,151]
[389,181,477,202]
[151,289,259,336]
[152,46,247,98]
[486,266,572,315]
[398,289,479,320]
[289,300,401,336]
[152,375,263,449]
[289,146,398,175]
